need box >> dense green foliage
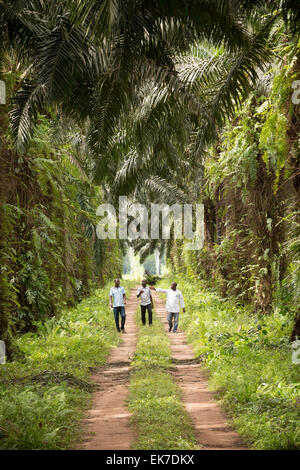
[0,114,123,354]
[1,0,299,345]
[157,276,300,449]
[0,0,299,451]
[128,304,198,450]
[0,280,135,449]
[143,273,161,286]
[167,44,300,333]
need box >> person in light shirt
[137,279,154,326]
[109,278,126,333]
[150,282,185,333]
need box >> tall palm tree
[5,0,300,266]
[9,1,283,162]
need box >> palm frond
[10,80,46,152]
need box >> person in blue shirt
[109,279,126,333]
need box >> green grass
[128,303,199,450]
[156,276,300,450]
[0,279,136,449]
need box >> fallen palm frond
[1,370,99,391]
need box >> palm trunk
[63,220,74,303]
[0,88,14,355]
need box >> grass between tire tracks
[0,279,136,449]
[127,300,199,450]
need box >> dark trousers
[113,306,126,331]
[141,303,152,325]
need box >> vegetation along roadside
[156,276,300,450]
[0,279,135,450]
[128,300,199,450]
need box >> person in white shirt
[109,278,126,333]
[137,279,153,326]
[150,282,185,333]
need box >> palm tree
[9,1,284,161]
[5,0,300,275]
[1,0,300,340]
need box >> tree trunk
[291,314,300,341]
[0,89,14,355]
[63,215,74,303]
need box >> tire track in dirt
[153,291,247,450]
[77,288,138,450]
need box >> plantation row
[0,279,298,449]
[1,2,300,353]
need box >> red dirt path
[153,291,247,450]
[77,286,247,450]
[77,288,138,450]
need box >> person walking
[137,279,153,326]
[150,282,185,333]
[109,278,126,333]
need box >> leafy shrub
[156,275,300,449]
[0,280,135,449]
[144,272,161,285]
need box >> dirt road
[153,291,247,450]
[78,287,246,450]
[78,288,138,450]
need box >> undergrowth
[157,276,300,450]
[0,279,135,449]
[128,302,199,450]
